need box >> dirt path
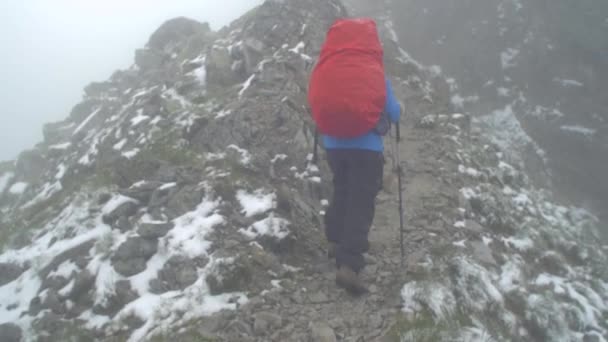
[215,118,462,342]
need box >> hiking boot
[336,266,368,296]
[327,242,338,259]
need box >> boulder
[0,323,22,342]
[101,198,139,226]
[42,121,73,145]
[165,185,205,218]
[148,17,211,52]
[137,222,175,239]
[135,49,166,71]
[39,240,95,279]
[470,241,497,266]
[206,258,253,295]
[309,322,337,342]
[120,181,164,204]
[150,255,205,293]
[15,149,47,183]
[111,237,158,276]
[0,262,24,286]
[253,312,283,335]
[205,47,242,88]
[93,280,138,317]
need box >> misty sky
[0,0,263,162]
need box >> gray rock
[253,312,283,335]
[584,333,601,342]
[97,192,112,205]
[114,237,159,259]
[206,46,242,89]
[537,251,568,276]
[42,121,73,145]
[310,322,337,342]
[308,291,329,303]
[40,275,70,292]
[112,237,158,276]
[206,258,253,295]
[115,215,133,232]
[120,181,164,204]
[84,81,114,98]
[93,280,138,317]
[66,270,95,299]
[166,184,205,218]
[15,149,47,183]
[148,17,210,52]
[137,222,174,239]
[135,49,166,71]
[470,241,497,266]
[150,255,203,293]
[0,262,24,286]
[0,323,22,342]
[39,240,95,278]
[43,290,66,315]
[101,198,139,225]
[112,258,146,278]
[463,220,485,234]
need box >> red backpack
[308,18,386,138]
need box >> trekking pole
[395,123,405,266]
[312,129,319,165]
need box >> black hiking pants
[324,149,384,273]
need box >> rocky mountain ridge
[386,0,608,225]
[0,0,606,341]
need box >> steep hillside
[388,0,608,224]
[0,0,607,341]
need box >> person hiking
[308,18,401,295]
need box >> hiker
[308,18,401,295]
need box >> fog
[0,0,263,162]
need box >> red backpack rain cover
[308,18,386,138]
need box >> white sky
[0,0,263,161]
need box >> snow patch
[55,163,67,180]
[102,195,138,216]
[500,48,519,69]
[187,56,207,85]
[451,94,479,109]
[113,138,128,151]
[215,109,232,119]
[8,182,28,195]
[122,148,140,159]
[49,142,72,150]
[0,172,14,193]
[560,125,596,137]
[236,189,276,217]
[458,165,481,178]
[227,145,251,164]
[73,107,102,135]
[239,214,290,240]
[239,74,256,98]
[289,41,306,54]
[158,183,177,191]
[130,110,150,126]
[554,78,584,87]
[49,260,79,279]
[165,195,224,259]
[271,154,287,163]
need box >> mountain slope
[0,0,607,341]
[386,0,608,224]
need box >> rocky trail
[1,0,606,341]
[165,99,474,342]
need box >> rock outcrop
[0,0,605,341]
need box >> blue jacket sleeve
[384,79,401,123]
